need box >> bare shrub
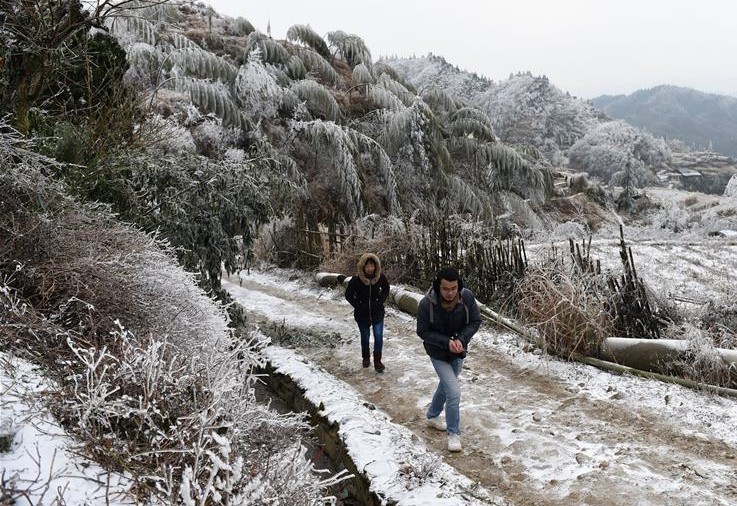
[318,215,409,282]
[515,232,674,356]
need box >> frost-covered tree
[172,76,246,128]
[724,174,737,197]
[235,57,284,122]
[124,42,162,86]
[384,58,603,164]
[97,2,557,262]
[476,73,601,161]
[295,47,344,88]
[101,144,296,289]
[327,30,372,69]
[290,79,341,121]
[245,31,290,64]
[290,119,399,222]
[568,120,670,186]
[287,24,331,59]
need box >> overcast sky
[204,0,736,99]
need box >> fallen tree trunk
[389,286,422,315]
[601,336,737,373]
[315,272,347,287]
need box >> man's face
[439,279,459,303]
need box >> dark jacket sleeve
[345,277,358,307]
[379,274,390,305]
[417,297,450,349]
[457,289,482,347]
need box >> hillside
[385,55,606,161]
[386,57,737,193]
[592,85,737,158]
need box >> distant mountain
[592,85,737,157]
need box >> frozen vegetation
[3,1,737,504]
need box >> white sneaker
[447,433,462,452]
[426,416,446,431]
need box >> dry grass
[515,265,613,357]
[671,325,736,388]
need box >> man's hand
[449,337,464,354]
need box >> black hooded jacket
[345,253,390,324]
[416,286,481,361]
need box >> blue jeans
[357,320,384,353]
[427,357,464,435]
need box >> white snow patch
[0,353,134,505]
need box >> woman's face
[363,261,376,276]
[439,278,459,303]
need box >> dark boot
[362,347,371,368]
[373,352,385,372]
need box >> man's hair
[433,267,463,296]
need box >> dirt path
[224,272,737,506]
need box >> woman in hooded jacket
[345,253,390,372]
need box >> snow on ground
[263,343,506,506]
[225,267,737,506]
[228,273,507,503]
[0,353,134,505]
[530,188,737,306]
[525,235,737,307]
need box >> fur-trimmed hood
[356,253,382,285]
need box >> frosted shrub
[399,451,441,488]
[224,147,247,163]
[699,300,737,349]
[724,174,737,197]
[551,221,588,240]
[191,120,227,157]
[234,59,284,122]
[676,324,734,387]
[653,201,698,233]
[147,115,197,154]
[3,249,345,505]
[0,133,344,504]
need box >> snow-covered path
[225,269,737,506]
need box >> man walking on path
[416,267,481,451]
